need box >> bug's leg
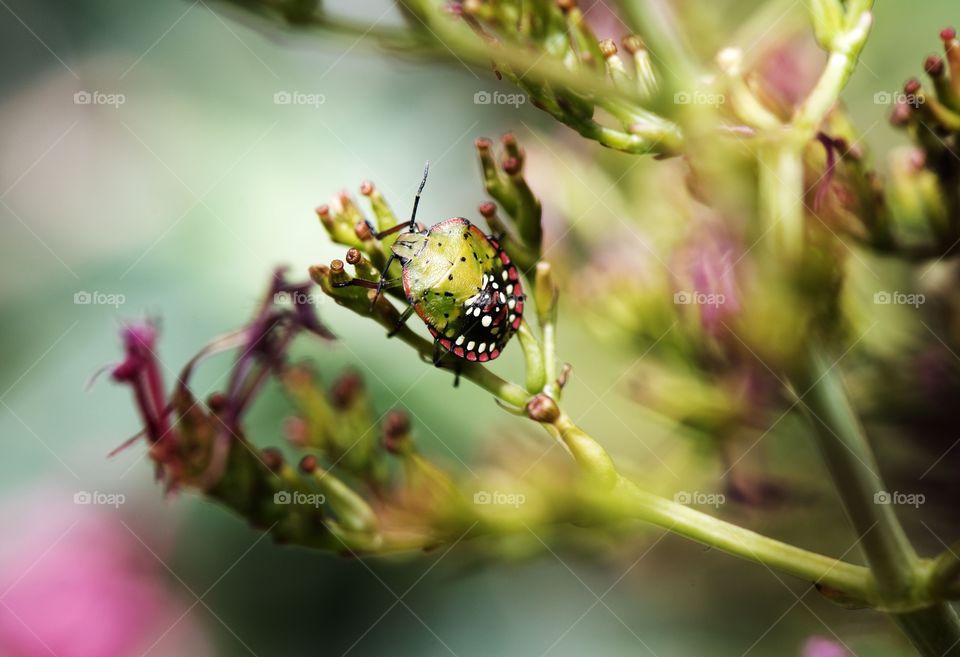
[432,339,446,367]
[333,277,401,290]
[370,254,397,308]
[387,305,415,338]
[452,362,462,388]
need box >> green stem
[794,347,960,655]
[545,415,875,600]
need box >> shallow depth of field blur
[1,1,958,656]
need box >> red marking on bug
[454,347,465,358]
[515,301,524,314]
[479,353,489,362]
[440,338,452,349]
[499,252,510,264]
[490,349,500,359]
[466,351,477,362]
[508,267,518,280]
[512,317,521,329]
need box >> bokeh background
[1,1,957,655]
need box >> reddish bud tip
[308,264,329,283]
[478,201,497,217]
[359,180,374,196]
[556,0,576,12]
[904,78,922,95]
[475,137,492,150]
[315,205,330,218]
[206,392,228,413]
[890,102,913,127]
[330,369,363,409]
[383,409,411,454]
[941,27,956,42]
[925,55,945,77]
[501,132,517,147]
[345,248,363,265]
[598,39,618,58]
[299,454,318,473]
[502,157,522,176]
[262,447,283,473]
[355,221,373,241]
[526,394,560,423]
[330,259,344,274]
[284,416,310,446]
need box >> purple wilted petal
[111,320,171,448]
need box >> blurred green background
[0,1,956,655]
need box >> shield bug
[336,163,524,366]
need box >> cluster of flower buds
[886,28,960,254]
[449,0,679,154]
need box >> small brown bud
[475,137,492,151]
[330,369,363,409]
[206,392,228,413]
[330,259,345,274]
[890,102,912,127]
[308,264,329,284]
[502,157,521,176]
[345,247,363,265]
[526,393,560,423]
[355,221,373,241]
[284,416,310,446]
[622,35,645,54]
[478,201,497,218]
[556,0,575,13]
[359,180,374,196]
[383,409,411,454]
[261,447,283,473]
[598,39,617,58]
[925,55,945,77]
[299,454,318,473]
[941,27,956,42]
[904,78,922,95]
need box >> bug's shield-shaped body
[394,217,523,362]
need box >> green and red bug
[337,163,524,365]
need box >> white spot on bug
[467,341,475,351]
[502,271,508,281]
[478,343,487,353]
[509,314,516,322]
[492,282,499,290]
[506,285,513,295]
[499,293,506,304]
[456,335,464,346]
[481,315,492,327]
[508,299,516,309]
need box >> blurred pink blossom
[0,489,211,657]
[802,635,854,657]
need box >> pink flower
[0,490,211,657]
[802,635,853,657]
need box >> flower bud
[526,393,560,423]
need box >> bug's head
[390,232,428,261]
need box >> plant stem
[793,347,960,654]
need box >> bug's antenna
[408,161,429,232]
